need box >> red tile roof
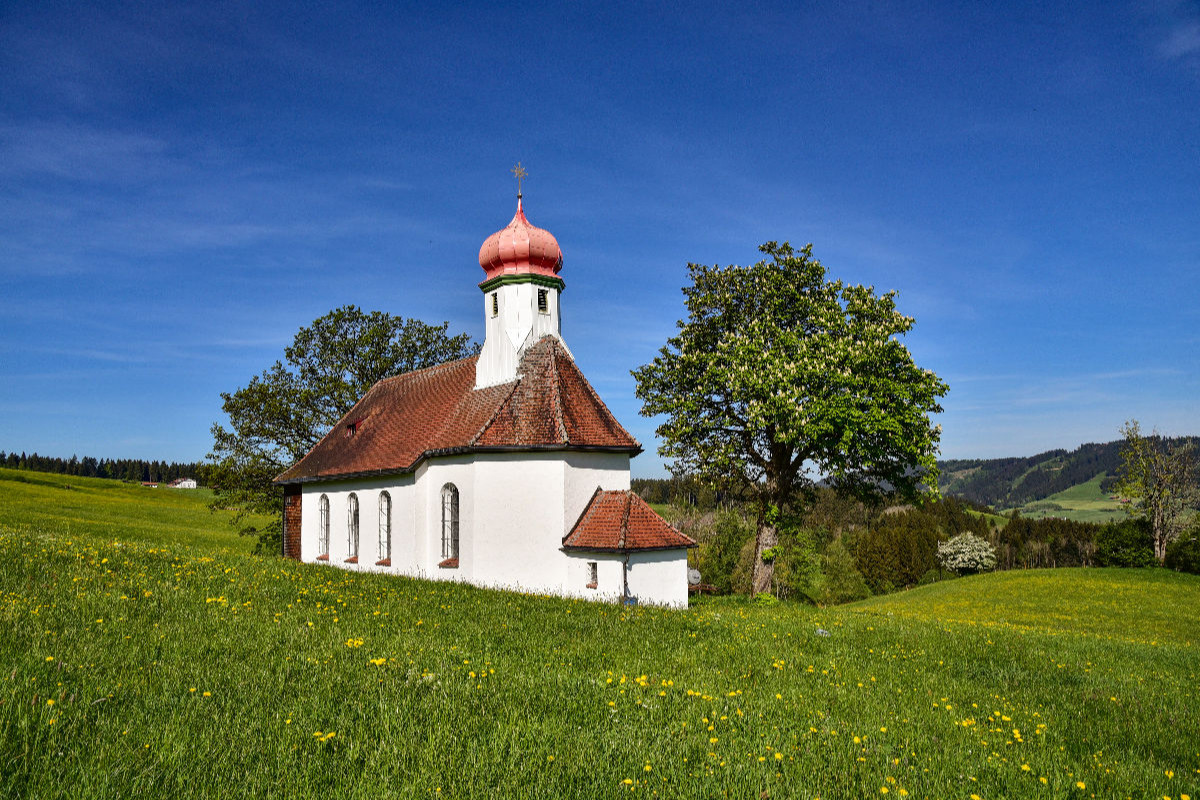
[274,337,640,484]
[563,488,697,552]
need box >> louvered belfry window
[441,484,459,560]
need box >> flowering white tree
[937,532,997,575]
[633,242,948,595]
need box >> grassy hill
[1014,473,1126,524]
[0,467,259,552]
[938,439,1129,509]
[2,469,1198,798]
[937,438,1200,523]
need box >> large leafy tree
[207,305,478,551]
[633,242,948,595]
[1113,419,1200,563]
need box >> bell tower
[475,167,567,389]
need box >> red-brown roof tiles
[563,488,696,552]
[274,337,640,484]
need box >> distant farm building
[169,478,198,489]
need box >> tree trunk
[751,515,778,595]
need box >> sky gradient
[2,0,1198,477]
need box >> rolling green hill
[938,440,1125,508]
[2,468,1199,798]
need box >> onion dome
[478,198,563,281]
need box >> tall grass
[1,469,1198,798]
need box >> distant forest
[938,437,1200,509]
[0,451,203,485]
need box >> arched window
[378,491,392,563]
[347,493,360,561]
[318,495,330,558]
[440,483,459,563]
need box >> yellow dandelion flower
[1076,782,1086,790]
[202,691,211,697]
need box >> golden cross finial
[511,162,527,197]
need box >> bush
[1094,519,1155,568]
[1165,526,1200,575]
[816,539,871,604]
[917,567,955,586]
[937,532,997,575]
[695,510,755,593]
[770,528,822,602]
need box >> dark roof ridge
[564,485,606,545]
[617,489,631,549]
[548,342,568,443]
[467,377,522,445]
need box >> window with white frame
[440,483,459,562]
[586,561,598,589]
[347,493,360,560]
[537,288,548,314]
[318,494,330,556]
[378,491,392,562]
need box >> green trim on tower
[478,273,565,293]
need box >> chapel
[274,190,695,608]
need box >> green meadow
[2,469,1198,799]
[1014,474,1125,524]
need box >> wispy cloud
[1161,20,1200,59]
[0,123,174,183]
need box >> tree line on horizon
[0,450,203,485]
[938,437,1200,509]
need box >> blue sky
[2,0,1198,477]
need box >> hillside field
[1013,474,1125,524]
[2,469,1198,798]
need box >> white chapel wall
[561,451,631,531]
[299,474,416,574]
[296,450,689,609]
[466,452,567,594]
[627,549,690,609]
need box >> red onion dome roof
[478,198,563,280]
